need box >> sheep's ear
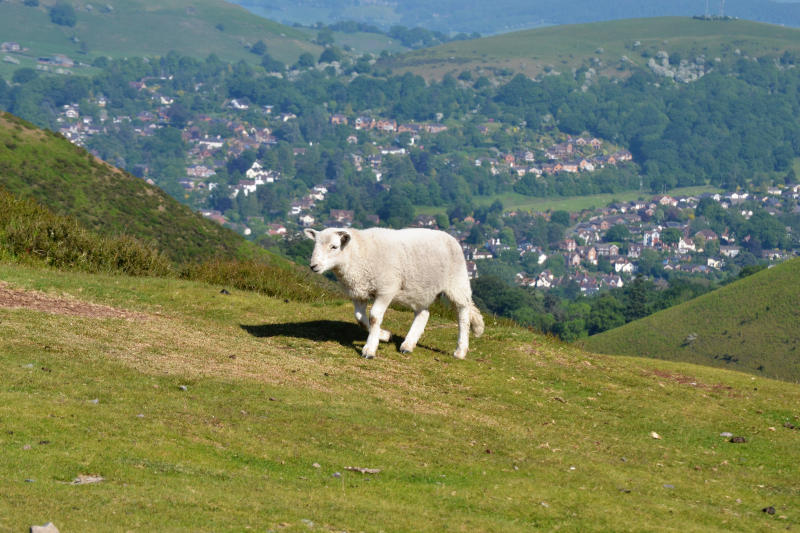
[303,228,317,240]
[337,230,351,248]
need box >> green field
[0,0,319,71]
[416,185,720,216]
[386,17,800,79]
[1,261,799,531]
[583,258,800,382]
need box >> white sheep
[304,227,484,359]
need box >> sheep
[304,227,484,359]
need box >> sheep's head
[304,228,351,274]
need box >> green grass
[415,185,720,216]
[0,260,798,531]
[387,17,800,79]
[0,0,320,70]
[583,258,800,383]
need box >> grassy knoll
[583,258,800,383]
[0,0,319,70]
[0,260,798,531]
[415,185,720,216]
[0,112,258,263]
[387,17,800,80]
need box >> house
[643,228,660,247]
[329,209,354,226]
[596,243,619,257]
[376,119,397,132]
[694,229,718,241]
[720,245,740,258]
[330,114,348,125]
[678,237,696,253]
[612,258,635,274]
[414,214,437,228]
[466,261,479,280]
[627,244,643,259]
[536,270,558,289]
[559,239,577,252]
[354,116,374,130]
[707,257,724,269]
[299,214,315,227]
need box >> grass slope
[387,17,800,79]
[0,0,319,71]
[584,258,800,383]
[0,261,798,531]
[0,112,259,263]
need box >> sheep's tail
[469,301,484,337]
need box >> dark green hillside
[0,112,250,263]
[387,17,800,79]
[583,258,800,382]
[0,0,319,76]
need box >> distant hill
[0,0,320,77]
[234,0,800,35]
[0,111,254,263]
[384,17,800,80]
[582,258,800,382]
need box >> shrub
[49,2,77,27]
[0,189,171,276]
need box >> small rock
[38,440,50,445]
[179,385,188,391]
[300,519,314,528]
[540,501,550,507]
[89,399,99,404]
[332,472,341,478]
[650,431,661,440]
[23,444,31,450]
[763,506,776,515]
[24,479,35,483]
[553,396,567,403]
[768,426,776,432]
[312,463,321,469]
[784,422,797,430]
[30,523,59,533]
[22,363,34,369]
[220,289,230,295]
[269,397,278,402]
[663,484,675,489]
[228,354,236,359]
[344,466,380,474]
[729,436,747,443]
[72,474,104,485]
[136,414,144,418]
[720,432,733,438]
[619,488,631,493]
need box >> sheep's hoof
[399,341,414,354]
[361,346,376,359]
[453,349,467,360]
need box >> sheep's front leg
[453,304,471,360]
[362,295,392,359]
[353,300,390,342]
[400,309,429,354]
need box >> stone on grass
[30,523,59,533]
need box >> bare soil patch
[0,282,145,320]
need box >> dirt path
[0,282,146,320]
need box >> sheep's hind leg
[400,309,429,354]
[353,300,390,342]
[362,296,392,359]
[453,304,471,360]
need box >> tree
[294,53,315,69]
[250,40,267,56]
[605,224,631,242]
[12,68,38,84]
[661,228,682,246]
[319,47,343,64]
[50,2,77,27]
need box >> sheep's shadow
[240,320,446,355]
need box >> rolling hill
[0,111,259,263]
[0,259,798,530]
[583,258,800,383]
[0,0,320,78]
[384,17,800,80]
[233,0,800,35]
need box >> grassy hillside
[0,111,259,263]
[386,17,800,79]
[0,0,319,77]
[0,260,798,530]
[583,258,800,382]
